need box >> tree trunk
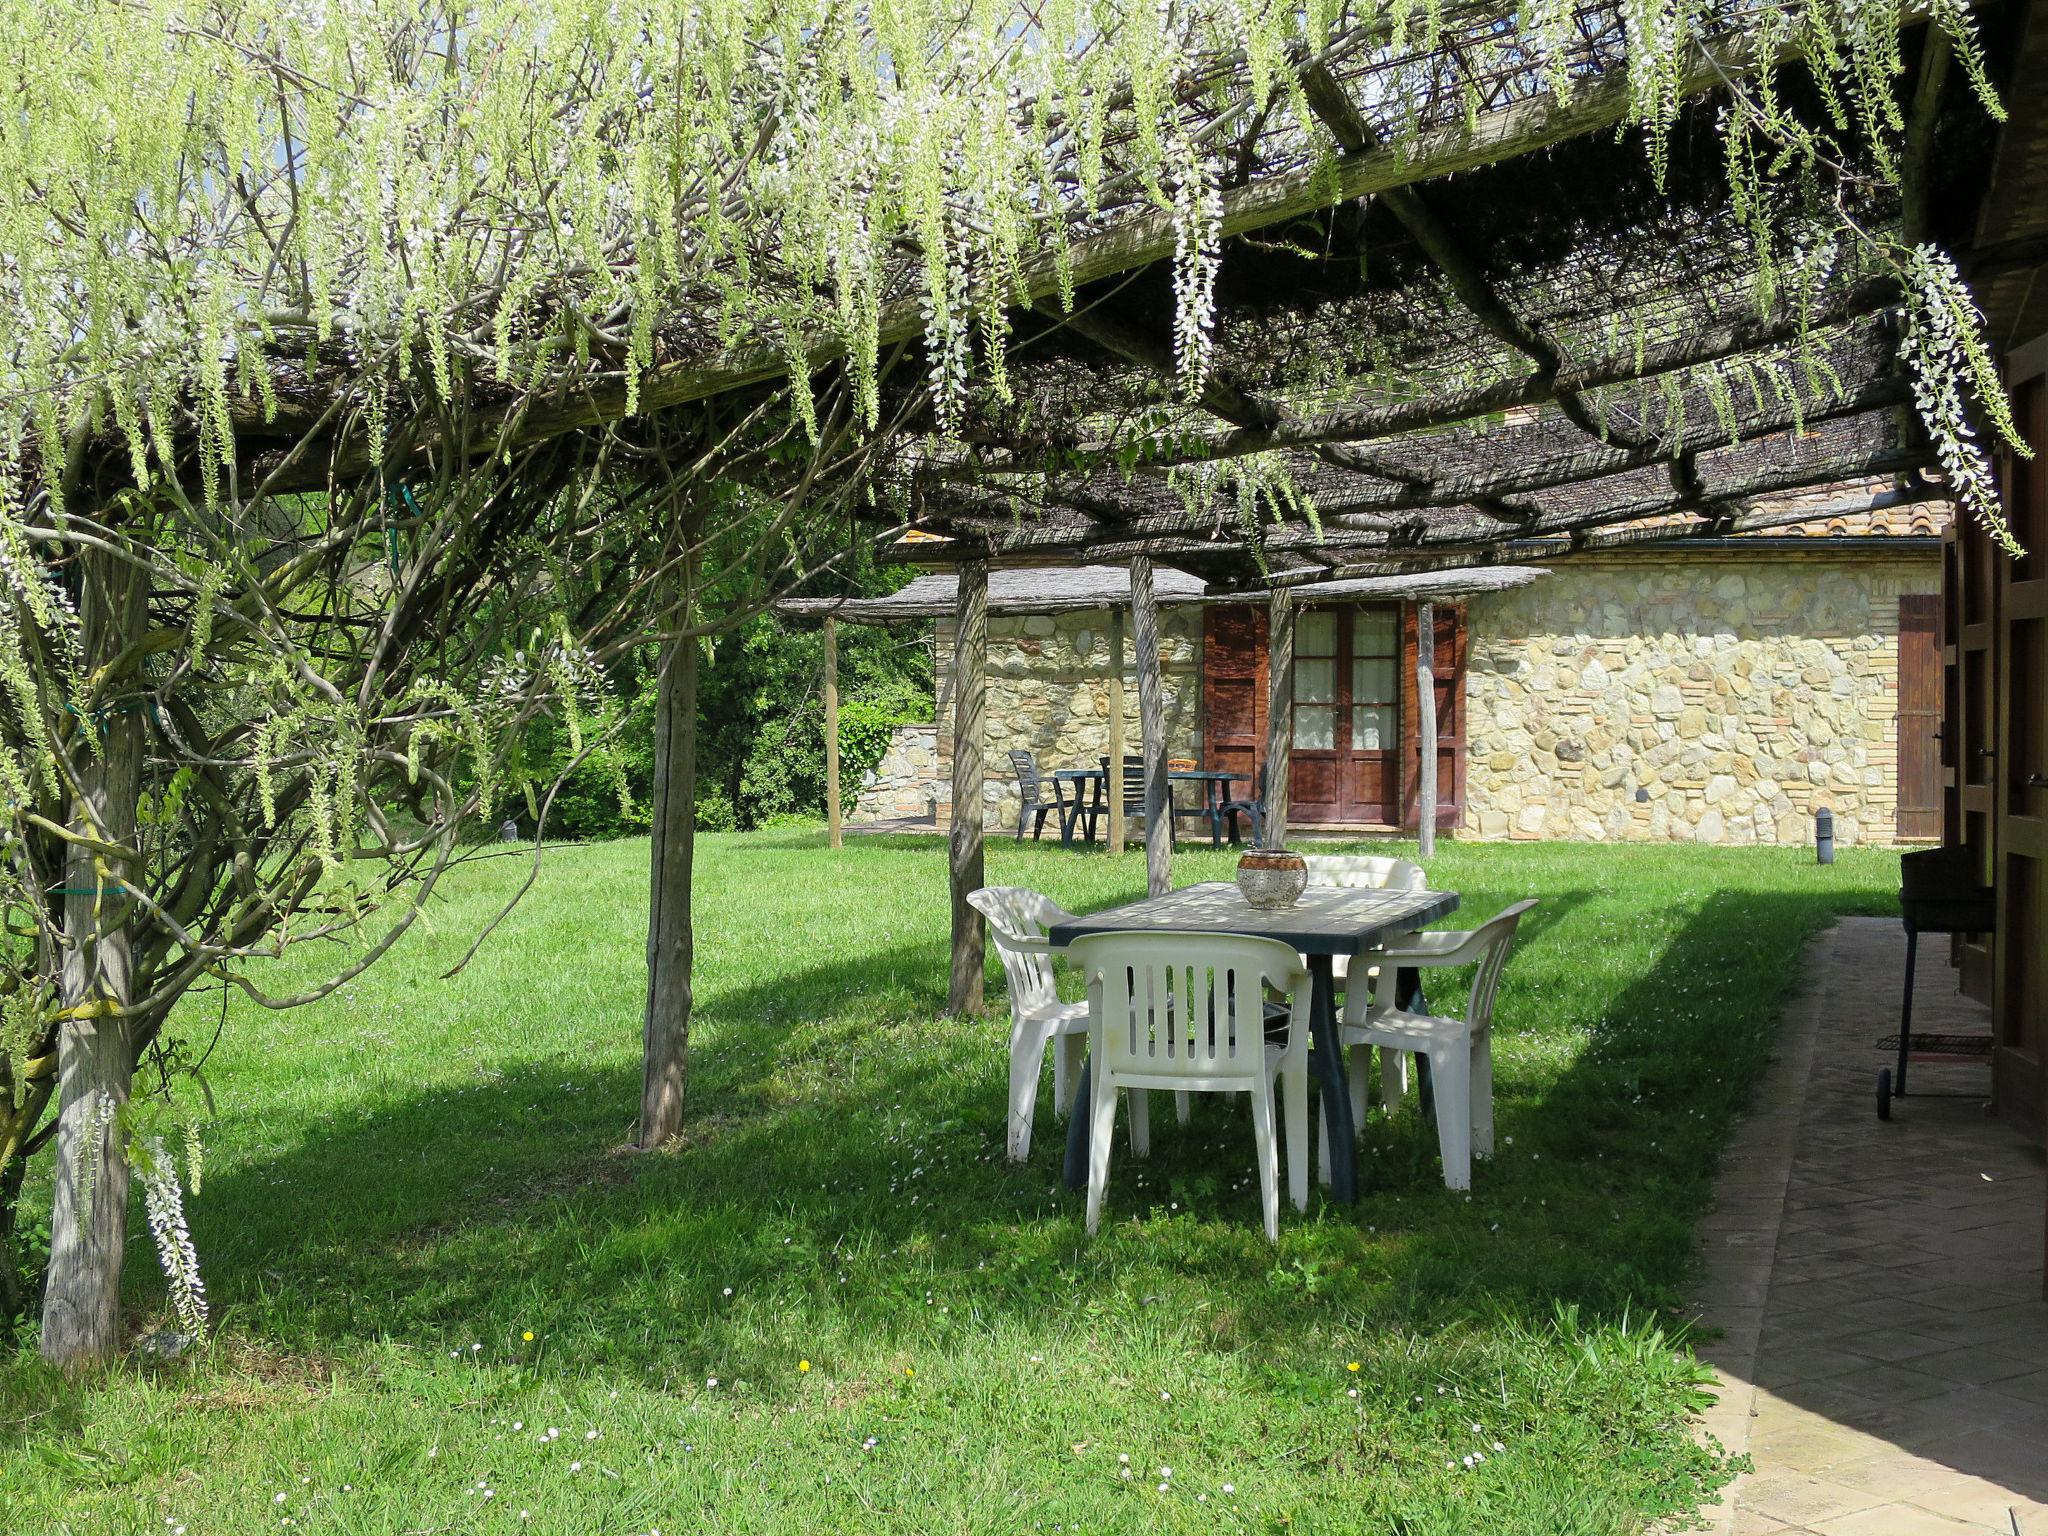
[948,560,988,1015]
[639,625,700,1149]
[41,552,149,1368]
[1130,557,1171,898]
[1264,588,1295,849]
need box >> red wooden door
[1202,602,1405,827]
[1897,594,1941,841]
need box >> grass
[0,831,1900,1534]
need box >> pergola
[756,10,2001,1013]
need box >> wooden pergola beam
[933,373,1909,557]
[924,279,1901,488]
[1297,61,1636,450]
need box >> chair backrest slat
[1070,931,1305,1080]
[1009,749,1041,796]
[1464,899,1538,1036]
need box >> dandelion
[1346,1362,1360,1373]
[799,1359,811,1373]
[903,1367,915,1379]
[523,1331,535,1342]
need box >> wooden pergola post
[1264,588,1295,849]
[949,560,989,1015]
[1416,601,1438,860]
[824,615,841,850]
[1130,556,1171,897]
[1106,605,1127,855]
[640,623,700,1149]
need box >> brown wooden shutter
[1400,602,1467,832]
[1203,603,1267,789]
[1896,594,1941,841]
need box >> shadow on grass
[166,877,1889,1405]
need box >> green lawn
[1,832,1899,1534]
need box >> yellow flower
[799,1360,811,1373]
[523,1331,535,1343]
[903,1367,915,1379]
[1346,1362,1360,1373]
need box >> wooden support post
[1106,605,1127,855]
[949,560,989,1015]
[1130,556,1171,897]
[1417,601,1438,861]
[1264,588,1295,850]
[639,620,700,1150]
[823,616,842,850]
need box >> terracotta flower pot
[1236,847,1308,910]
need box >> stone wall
[849,723,939,824]
[1461,553,1938,845]
[933,609,1204,830]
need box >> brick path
[1692,917,2047,1535]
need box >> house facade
[857,501,1947,847]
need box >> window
[1292,610,1336,750]
[1351,607,1398,751]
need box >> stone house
[847,497,1947,847]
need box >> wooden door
[1897,594,1942,841]
[1400,603,1468,831]
[1992,344,2048,1135]
[1285,607,1402,826]
[1202,602,1406,827]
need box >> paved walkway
[1693,917,2047,1536]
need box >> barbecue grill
[1879,846,1996,1119]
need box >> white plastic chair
[1302,853,1427,1110]
[1068,931,1311,1240]
[967,886,1090,1162]
[1334,899,1537,1191]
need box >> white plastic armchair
[968,886,1089,1162]
[1068,931,1312,1240]
[1335,899,1537,1191]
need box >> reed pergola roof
[794,4,2010,590]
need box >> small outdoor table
[1047,881,1459,1204]
[1050,768,1250,848]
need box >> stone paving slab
[1690,917,2047,1536]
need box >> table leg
[1310,954,1358,1203]
[1064,1058,1092,1191]
[1055,781,1076,848]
